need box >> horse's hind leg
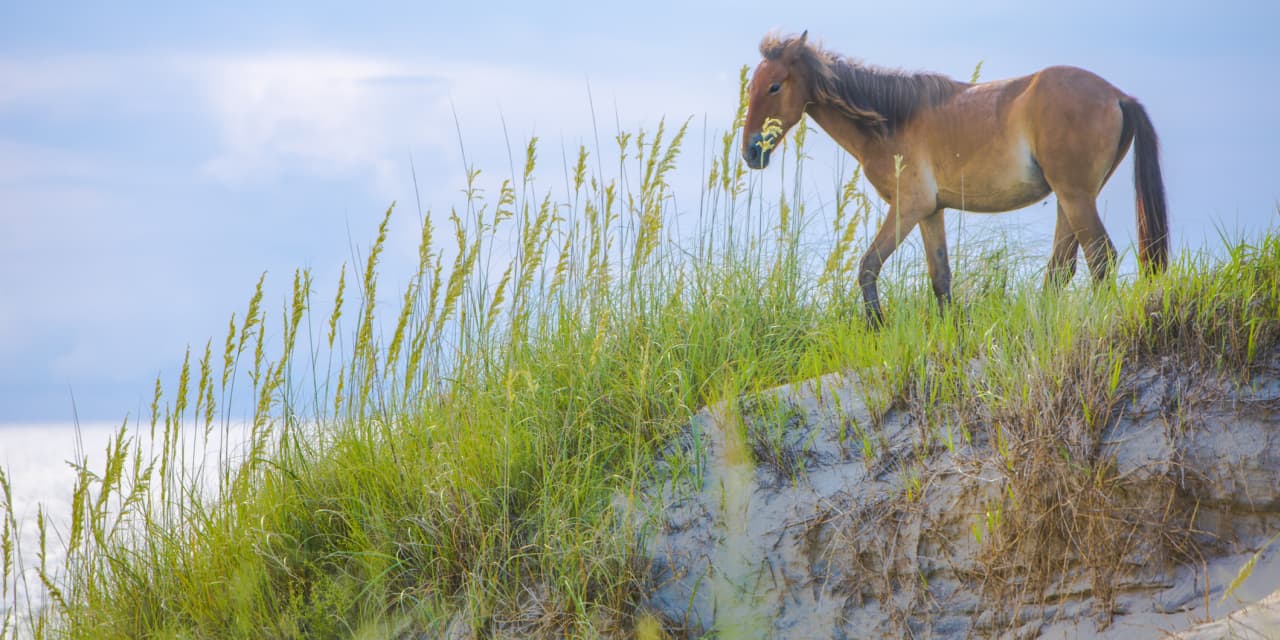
[1058,192,1116,283]
[919,208,952,310]
[1024,71,1124,284]
[1044,203,1080,289]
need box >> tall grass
[2,66,1278,638]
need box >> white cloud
[192,52,734,191]
[195,54,454,189]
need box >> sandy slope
[639,352,1280,638]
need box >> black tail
[1120,98,1169,274]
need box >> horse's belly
[936,142,1051,212]
[942,177,1051,212]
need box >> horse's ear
[780,30,808,60]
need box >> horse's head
[743,31,814,170]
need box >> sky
[2,1,1277,423]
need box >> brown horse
[743,32,1168,326]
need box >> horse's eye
[768,82,782,95]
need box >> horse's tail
[1120,97,1169,274]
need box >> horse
[742,31,1168,326]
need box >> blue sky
[2,1,1277,422]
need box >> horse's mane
[760,33,964,137]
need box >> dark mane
[760,33,964,137]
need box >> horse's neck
[806,103,898,179]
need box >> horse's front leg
[858,199,934,327]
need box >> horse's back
[1022,66,1127,114]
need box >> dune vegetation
[2,68,1278,639]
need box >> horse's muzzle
[743,132,774,170]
